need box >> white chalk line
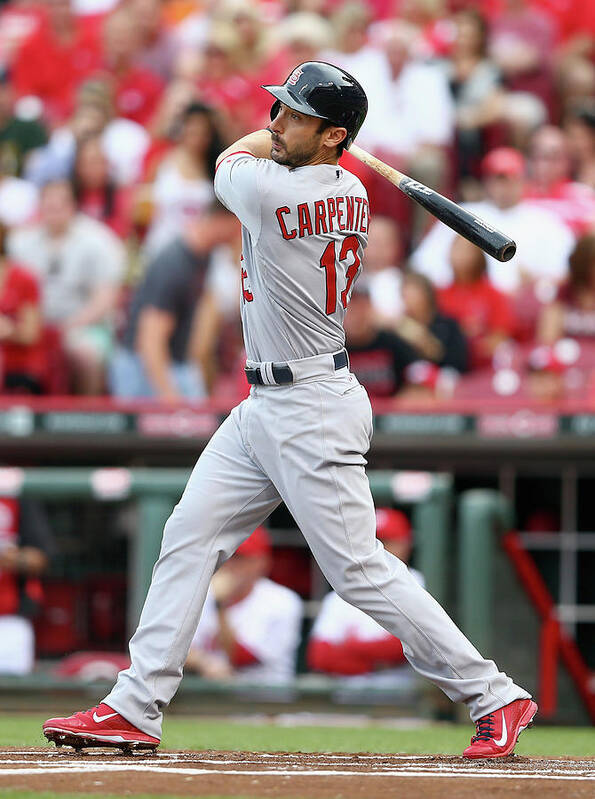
[0,757,430,768]
[0,750,427,761]
[1,759,594,777]
[0,765,594,781]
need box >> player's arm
[214,132,273,237]
[215,129,273,169]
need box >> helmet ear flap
[269,100,281,121]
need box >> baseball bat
[349,144,517,262]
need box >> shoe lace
[471,713,496,743]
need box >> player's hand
[211,569,237,604]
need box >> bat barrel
[398,177,517,263]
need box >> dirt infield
[1,748,594,799]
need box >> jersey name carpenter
[275,196,370,240]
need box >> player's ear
[324,126,347,151]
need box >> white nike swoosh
[92,711,119,723]
[493,711,507,747]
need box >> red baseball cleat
[43,703,160,751]
[463,698,538,759]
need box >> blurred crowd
[0,0,593,403]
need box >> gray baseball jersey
[214,151,369,361]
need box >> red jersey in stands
[438,278,517,370]
[525,180,595,235]
[0,262,44,379]
[532,0,595,43]
[12,17,102,123]
[112,67,164,127]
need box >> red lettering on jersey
[327,197,336,232]
[354,196,363,230]
[336,196,346,231]
[241,267,254,302]
[275,206,297,240]
[345,196,355,230]
[297,202,313,238]
[314,200,328,234]
[360,199,369,233]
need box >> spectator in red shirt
[0,223,44,394]
[72,134,132,240]
[439,235,517,369]
[100,6,164,127]
[12,0,102,124]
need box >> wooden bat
[349,144,517,262]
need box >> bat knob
[499,241,517,262]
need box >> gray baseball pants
[104,367,529,738]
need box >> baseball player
[43,62,537,759]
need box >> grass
[0,714,593,757]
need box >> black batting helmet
[262,61,368,150]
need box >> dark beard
[271,137,321,168]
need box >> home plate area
[1,748,594,799]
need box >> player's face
[268,103,333,167]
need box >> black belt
[245,349,348,386]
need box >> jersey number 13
[319,235,361,315]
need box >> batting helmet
[262,61,368,150]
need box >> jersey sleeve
[214,152,262,239]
